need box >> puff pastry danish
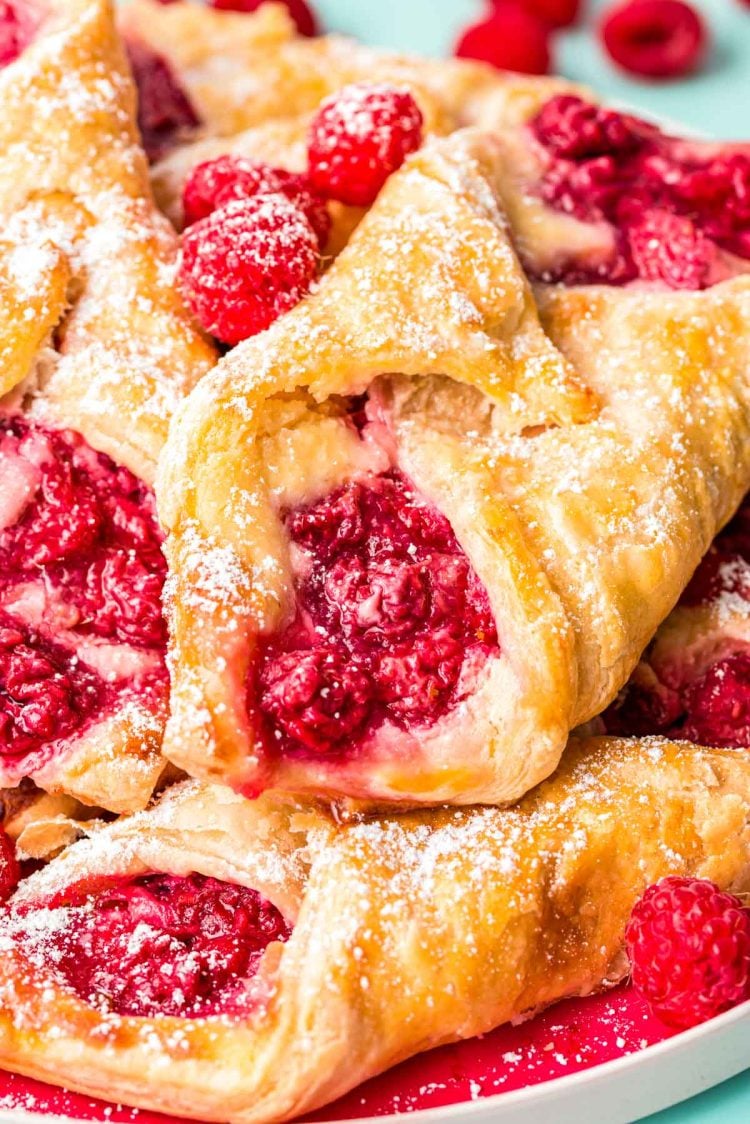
[603,489,750,748]
[0,0,215,812]
[0,735,747,1122]
[158,127,750,806]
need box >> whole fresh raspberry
[182,155,330,246]
[455,4,551,75]
[600,0,707,80]
[0,829,19,901]
[179,195,319,344]
[497,0,581,29]
[626,876,750,1029]
[209,0,318,37]
[307,83,424,207]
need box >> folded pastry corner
[0,0,217,813]
[158,127,750,807]
[0,736,747,1122]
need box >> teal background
[314,0,749,1120]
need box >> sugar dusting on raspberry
[182,155,331,247]
[307,83,424,206]
[11,871,291,1018]
[179,194,319,344]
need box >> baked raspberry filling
[250,470,499,758]
[125,38,201,163]
[0,1,40,67]
[604,495,750,747]
[16,872,291,1018]
[528,94,750,288]
[0,414,167,763]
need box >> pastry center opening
[0,1,43,68]
[528,94,750,289]
[14,872,291,1018]
[604,493,750,747]
[125,37,201,163]
[0,414,168,760]
[250,466,499,759]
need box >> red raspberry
[307,83,424,207]
[455,4,551,76]
[497,0,581,29]
[600,0,707,80]
[626,877,750,1029]
[179,195,319,344]
[182,155,330,247]
[0,829,19,901]
[209,0,318,36]
[627,209,718,289]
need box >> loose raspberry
[600,0,707,80]
[209,0,317,37]
[626,877,750,1029]
[307,83,424,207]
[179,195,319,344]
[498,0,581,29]
[0,829,19,901]
[455,4,551,76]
[182,155,330,247]
[126,38,201,162]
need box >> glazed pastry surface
[159,127,750,806]
[0,0,216,812]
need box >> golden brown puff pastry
[157,128,750,807]
[0,0,216,477]
[599,489,750,748]
[0,784,106,862]
[120,0,570,143]
[0,0,216,813]
[0,736,747,1123]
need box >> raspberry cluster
[179,83,423,343]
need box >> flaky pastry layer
[0,736,748,1122]
[158,127,750,806]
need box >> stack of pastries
[0,2,748,1121]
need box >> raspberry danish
[0,0,216,812]
[158,130,750,806]
[603,490,750,747]
[0,737,747,1121]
